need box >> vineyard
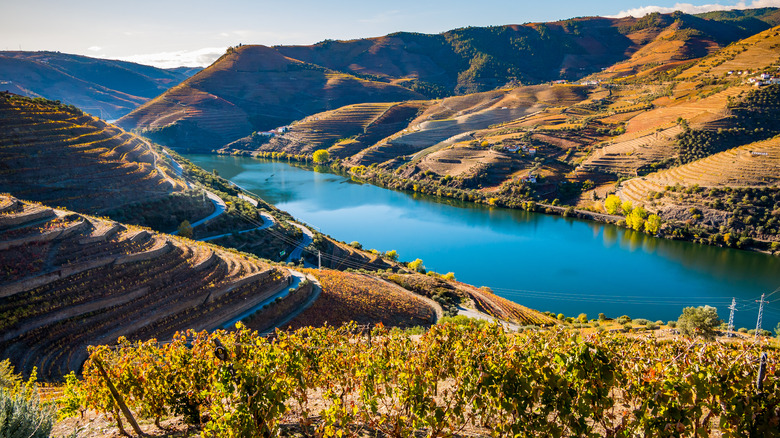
[285,269,436,330]
[0,195,295,380]
[75,322,780,437]
[383,272,558,326]
[0,93,192,215]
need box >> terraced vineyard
[285,269,436,330]
[618,136,780,204]
[267,102,397,153]
[582,125,683,175]
[0,195,294,379]
[0,93,187,214]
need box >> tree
[178,220,193,238]
[442,272,456,281]
[577,313,588,324]
[408,258,425,272]
[626,206,648,231]
[604,195,622,215]
[644,214,662,235]
[313,149,329,164]
[677,305,721,341]
[621,200,633,216]
[384,249,398,261]
[598,313,606,321]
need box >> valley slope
[118,10,780,153]
[0,51,195,119]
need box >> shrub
[677,305,721,341]
[616,315,632,324]
[598,313,606,321]
[634,318,650,326]
[667,321,677,328]
[738,327,748,333]
[0,361,54,438]
[408,258,425,273]
[313,149,330,163]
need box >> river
[186,154,780,330]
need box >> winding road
[285,221,314,265]
[198,212,276,242]
[218,269,320,331]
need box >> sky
[2,0,779,68]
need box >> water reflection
[185,154,780,329]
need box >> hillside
[0,194,297,379]
[0,92,188,214]
[118,11,779,153]
[117,45,424,152]
[219,23,780,254]
[277,10,779,94]
[0,51,193,119]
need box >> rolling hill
[118,10,779,153]
[117,45,424,152]
[0,51,195,119]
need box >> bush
[677,305,721,341]
[0,388,54,438]
[738,327,748,333]
[0,361,54,438]
[616,315,632,324]
[667,321,677,328]
[634,318,650,326]
[598,313,606,321]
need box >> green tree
[677,305,721,341]
[644,214,662,234]
[177,220,194,238]
[604,195,622,215]
[313,149,330,164]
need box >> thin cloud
[87,46,102,52]
[111,47,227,68]
[610,0,780,17]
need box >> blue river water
[186,154,780,330]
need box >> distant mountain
[117,45,424,152]
[0,51,194,119]
[118,9,778,152]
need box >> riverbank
[239,151,779,257]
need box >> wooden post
[757,352,767,393]
[94,357,147,437]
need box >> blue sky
[2,0,779,67]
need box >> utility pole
[727,298,737,337]
[318,251,321,270]
[755,293,768,339]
